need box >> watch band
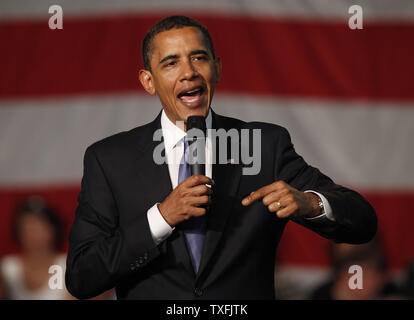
[317,196,325,214]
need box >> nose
[180,59,199,81]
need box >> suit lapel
[134,111,172,203]
[196,111,242,280]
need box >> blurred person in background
[0,196,72,299]
[309,237,401,300]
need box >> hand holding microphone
[158,115,212,227]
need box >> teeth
[187,88,200,94]
[184,97,198,102]
[182,87,201,95]
[178,87,204,99]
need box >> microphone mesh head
[187,115,206,134]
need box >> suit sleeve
[65,146,161,299]
[273,126,377,244]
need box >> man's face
[140,27,221,126]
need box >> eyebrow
[190,49,209,57]
[159,54,178,65]
[158,50,210,65]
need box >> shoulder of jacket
[86,121,154,156]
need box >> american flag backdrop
[1,0,414,297]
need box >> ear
[214,56,222,83]
[139,69,156,95]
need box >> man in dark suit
[65,16,377,300]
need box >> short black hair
[11,196,65,252]
[142,15,215,71]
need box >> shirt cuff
[304,191,335,222]
[147,203,175,245]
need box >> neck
[163,109,211,132]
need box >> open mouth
[177,86,206,107]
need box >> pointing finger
[242,185,270,206]
[241,181,289,206]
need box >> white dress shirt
[147,109,334,245]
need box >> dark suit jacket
[65,110,377,299]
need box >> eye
[193,55,207,61]
[166,61,176,67]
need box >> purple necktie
[178,137,206,273]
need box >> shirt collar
[161,108,212,155]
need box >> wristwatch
[317,196,325,215]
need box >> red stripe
[1,186,414,271]
[1,14,414,101]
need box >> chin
[181,107,209,120]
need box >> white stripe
[1,0,414,21]
[217,95,414,191]
[0,93,413,189]
[0,94,160,186]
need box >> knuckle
[275,181,283,188]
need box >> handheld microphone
[186,115,210,216]
[186,115,207,176]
